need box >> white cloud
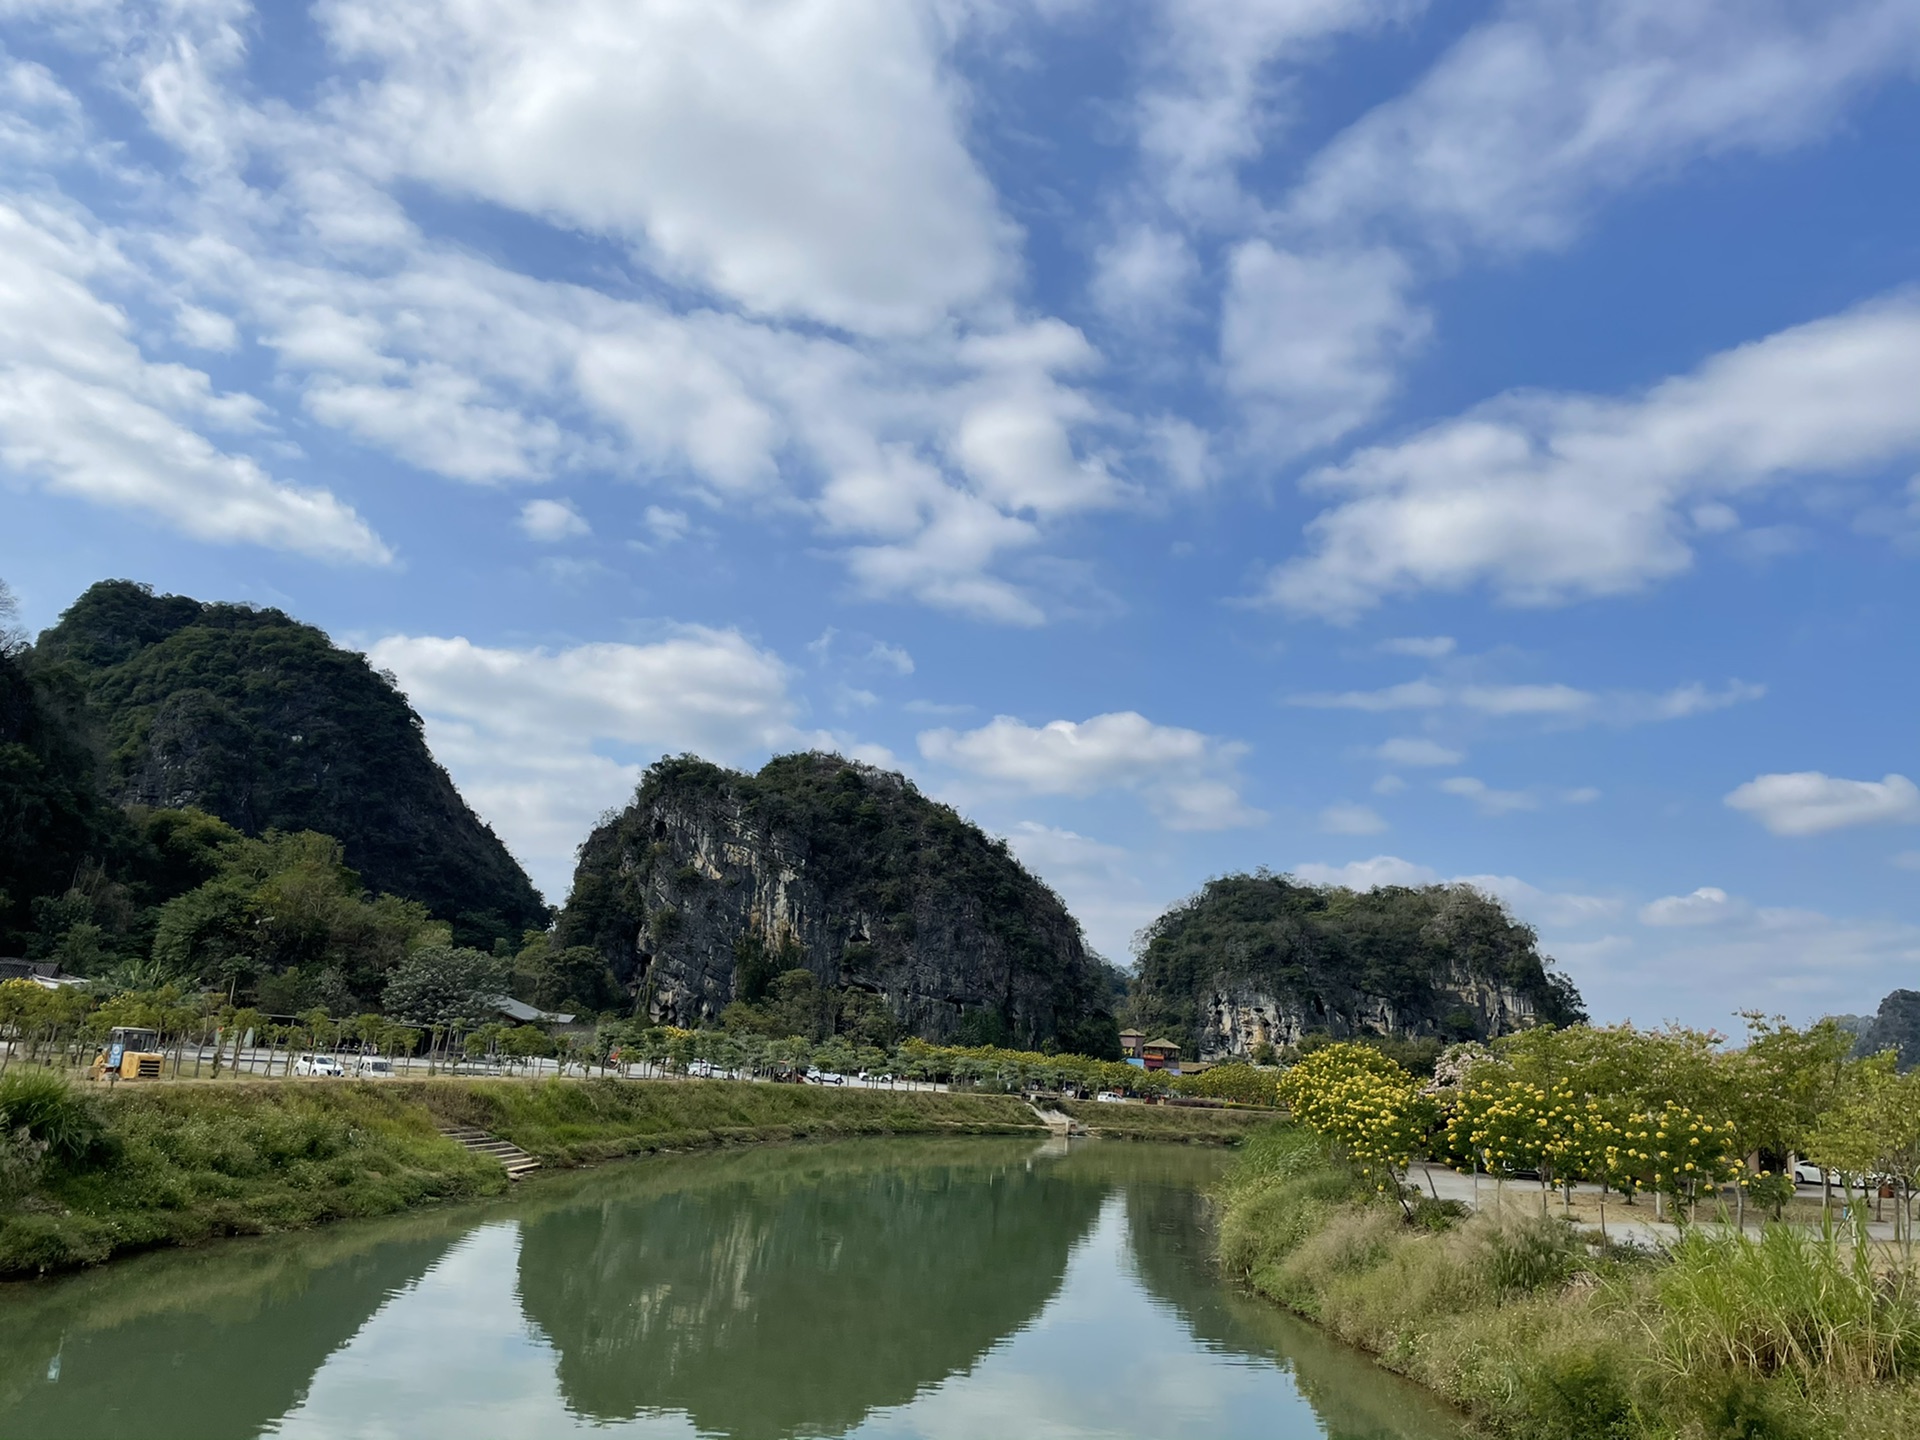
[1089,225,1196,324]
[1724,771,1920,837]
[642,505,690,545]
[1371,774,1406,796]
[1378,634,1453,658]
[1577,908,1920,1027]
[1133,0,1421,225]
[517,498,589,542]
[917,711,1264,830]
[1290,675,1761,727]
[1002,821,1162,963]
[1894,851,1920,872]
[1293,855,1438,889]
[1438,775,1537,816]
[1290,854,1616,931]
[1220,242,1429,453]
[1375,737,1461,767]
[1453,873,1620,929]
[1320,802,1387,835]
[0,200,389,563]
[868,641,914,676]
[1265,293,1920,617]
[1292,0,1920,252]
[369,627,812,897]
[1640,886,1749,927]
[321,0,1015,337]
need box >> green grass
[1054,1098,1274,1143]
[1215,1122,1920,1440]
[0,1076,1043,1278]
[418,1077,1042,1165]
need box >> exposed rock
[558,753,1121,1051]
[1129,872,1584,1060]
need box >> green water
[0,1138,1466,1440]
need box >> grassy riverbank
[1055,1098,1276,1144]
[1217,1125,1920,1440]
[0,1076,1044,1277]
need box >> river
[0,1137,1466,1440]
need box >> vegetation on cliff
[1128,871,1586,1058]
[560,753,1125,1052]
[28,580,546,947]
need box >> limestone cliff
[558,753,1122,1051]
[1128,872,1585,1060]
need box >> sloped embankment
[0,1079,1043,1278]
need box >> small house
[1119,1029,1144,1059]
[1140,1038,1181,1071]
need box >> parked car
[687,1060,718,1078]
[1791,1161,1827,1185]
[295,1055,345,1077]
[1095,1091,1128,1104]
[806,1068,846,1085]
[353,1056,396,1078]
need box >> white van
[354,1057,396,1078]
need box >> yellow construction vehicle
[101,1026,165,1080]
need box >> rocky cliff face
[32,580,548,947]
[558,753,1121,1051]
[1129,872,1584,1060]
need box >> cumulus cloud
[1220,243,1429,453]
[1265,294,1920,617]
[1375,737,1461,767]
[1292,855,1439,889]
[1724,771,1920,837]
[917,711,1264,830]
[322,0,1015,336]
[369,628,814,897]
[0,201,389,563]
[517,498,589,542]
[1640,886,1749,927]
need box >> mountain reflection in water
[0,1137,1464,1440]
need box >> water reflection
[0,1138,1465,1440]
[519,1142,1105,1434]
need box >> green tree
[382,946,507,1029]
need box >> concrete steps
[438,1125,541,1180]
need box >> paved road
[1408,1162,1907,1246]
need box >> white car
[1791,1161,1827,1185]
[295,1055,346,1077]
[353,1057,395,1078]
[806,1068,847,1086]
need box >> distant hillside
[559,752,1123,1052]
[1128,872,1585,1060]
[31,581,547,947]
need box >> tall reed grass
[1657,1222,1920,1385]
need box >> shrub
[1521,1348,1640,1440]
[1472,1210,1584,1297]
[0,1069,108,1168]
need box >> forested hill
[28,580,546,947]
[559,752,1125,1053]
[1128,872,1586,1061]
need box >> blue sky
[4,0,1919,1028]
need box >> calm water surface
[0,1137,1465,1440]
